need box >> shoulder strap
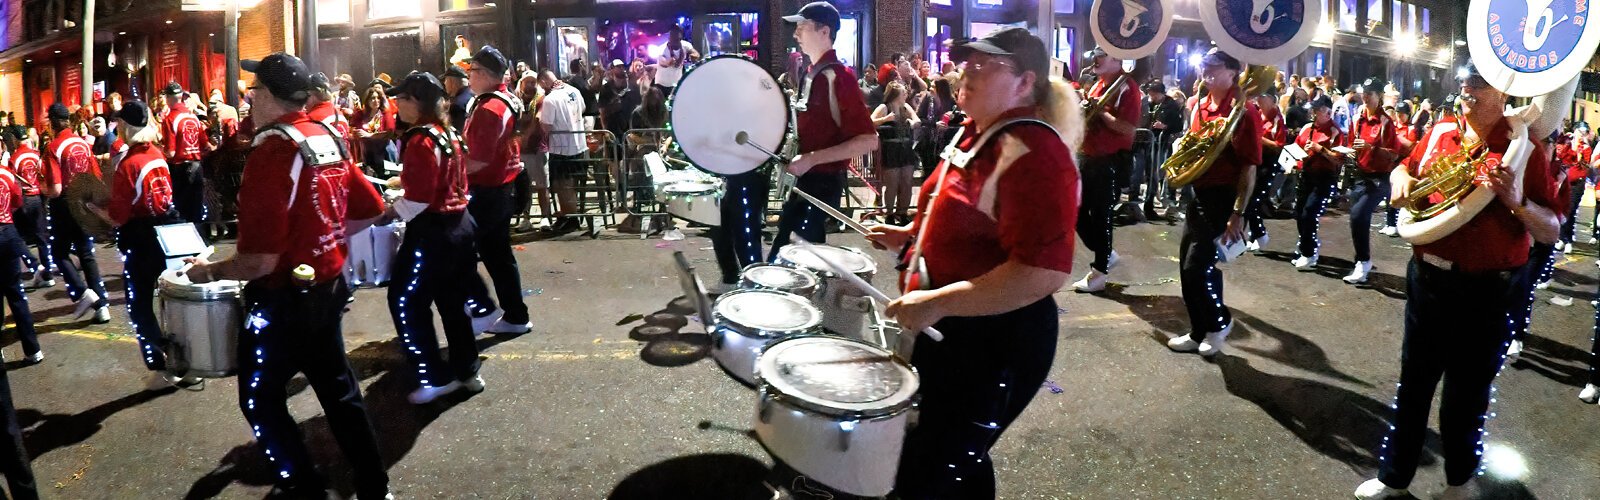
[798,60,846,123]
[939,118,1056,169]
[402,124,457,158]
[256,122,349,168]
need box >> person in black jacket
[1140,80,1182,219]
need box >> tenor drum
[346,222,404,287]
[157,273,244,378]
[668,55,792,175]
[658,180,723,226]
[774,244,878,340]
[711,289,822,386]
[738,263,820,299]
[754,335,919,497]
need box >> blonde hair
[120,122,162,145]
[1036,76,1084,152]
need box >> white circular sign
[1089,0,1176,60]
[1467,0,1600,97]
[1199,0,1323,66]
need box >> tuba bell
[1161,65,1276,187]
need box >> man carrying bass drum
[1354,63,1560,500]
[867,27,1079,498]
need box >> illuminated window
[367,0,421,20]
[316,0,350,25]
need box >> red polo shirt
[163,102,210,163]
[236,111,384,288]
[43,130,99,192]
[796,50,876,175]
[0,167,21,224]
[308,101,352,142]
[400,124,470,214]
[913,108,1079,288]
[1408,118,1557,272]
[1295,120,1347,175]
[1351,107,1400,174]
[108,143,175,226]
[1258,106,1287,146]
[9,145,41,196]
[1079,75,1140,157]
[464,85,524,187]
[1188,92,1261,188]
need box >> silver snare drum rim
[738,262,820,297]
[158,275,244,301]
[754,335,920,419]
[712,289,824,339]
[774,244,877,280]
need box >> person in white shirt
[538,70,588,232]
[651,27,699,93]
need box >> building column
[876,0,916,64]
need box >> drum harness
[466,90,527,140]
[253,120,350,208]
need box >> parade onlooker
[871,82,920,225]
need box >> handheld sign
[1090,0,1176,60]
[1199,0,1323,65]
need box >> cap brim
[782,14,806,23]
[241,60,261,73]
[950,40,1011,63]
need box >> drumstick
[175,246,215,276]
[790,236,944,342]
[789,186,872,236]
[733,131,788,164]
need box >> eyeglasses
[960,58,1018,74]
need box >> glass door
[549,18,598,79]
[698,14,741,58]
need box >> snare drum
[658,180,723,226]
[157,273,244,378]
[754,335,919,497]
[711,289,822,386]
[738,263,820,299]
[775,244,878,339]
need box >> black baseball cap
[117,100,150,128]
[442,65,469,80]
[1311,95,1335,110]
[1359,77,1386,94]
[161,82,184,97]
[470,45,509,77]
[241,53,312,102]
[1082,46,1109,60]
[386,71,446,103]
[309,72,333,92]
[1141,80,1166,93]
[1201,48,1242,72]
[950,26,1050,79]
[47,103,69,121]
[783,2,842,36]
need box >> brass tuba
[1084,73,1131,123]
[1396,140,1487,221]
[1161,65,1277,187]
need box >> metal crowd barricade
[548,129,621,238]
[619,127,676,224]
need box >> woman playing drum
[866,27,1080,498]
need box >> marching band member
[1506,130,1575,363]
[1163,49,1261,357]
[383,72,490,404]
[870,27,1078,498]
[1245,87,1286,253]
[307,72,353,149]
[1354,63,1560,500]
[460,45,534,336]
[1342,78,1402,285]
[1556,131,1589,253]
[770,1,878,258]
[0,140,39,365]
[106,101,202,390]
[1378,102,1421,238]
[161,83,212,229]
[1069,46,1139,293]
[6,135,52,289]
[184,53,390,499]
[1290,96,1347,269]
[41,103,111,323]
[709,170,770,291]
[1587,282,1600,403]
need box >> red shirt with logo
[464,85,524,187]
[0,166,22,224]
[1188,92,1261,188]
[43,130,99,192]
[1351,107,1400,174]
[308,101,352,143]
[236,111,384,288]
[1080,75,1141,157]
[108,143,175,226]
[912,108,1079,288]
[400,124,470,214]
[163,102,210,162]
[10,144,42,196]
[796,50,876,175]
[1295,120,1348,176]
[1258,106,1287,147]
[1406,118,1557,271]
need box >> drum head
[714,290,821,333]
[778,245,875,275]
[668,56,791,176]
[662,181,720,195]
[758,336,919,416]
[742,265,818,290]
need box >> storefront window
[368,0,422,21]
[1365,0,1384,36]
[1338,0,1358,32]
[317,0,350,25]
[834,16,860,69]
[371,30,422,81]
[557,25,591,77]
[440,0,493,11]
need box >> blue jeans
[1348,174,1390,262]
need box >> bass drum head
[757,336,918,416]
[668,55,791,176]
[741,264,819,291]
[777,244,875,276]
[713,290,821,333]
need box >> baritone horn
[1161,64,1277,187]
[1396,141,1486,221]
[1084,73,1131,125]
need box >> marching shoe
[24,351,42,364]
[1245,240,1260,253]
[1534,279,1551,290]
[486,318,533,335]
[1352,478,1409,499]
[144,372,180,391]
[1565,241,1575,254]
[1248,234,1270,254]
[72,290,101,320]
[1166,334,1202,353]
[27,274,53,289]
[1292,254,1318,271]
[175,376,206,391]
[1378,225,1399,237]
[1343,261,1373,284]
[408,381,462,404]
[1071,269,1109,293]
[93,306,112,324]
[1505,339,1524,363]
[466,306,503,336]
[461,375,486,394]
[1197,322,1233,357]
[1590,236,1599,245]
[1579,383,1599,404]
[1106,250,1121,271]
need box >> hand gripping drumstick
[175,246,216,277]
[789,235,944,342]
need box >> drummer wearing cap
[866,27,1079,498]
[41,102,112,323]
[1162,49,1262,358]
[1341,77,1403,285]
[184,52,391,499]
[460,44,534,336]
[382,71,490,404]
[307,72,353,148]
[1353,63,1559,500]
[161,82,212,229]
[1069,46,1140,293]
[771,1,878,257]
[443,65,474,132]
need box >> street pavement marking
[44,325,643,362]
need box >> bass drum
[668,55,792,176]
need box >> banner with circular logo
[1468,0,1600,97]
[1090,0,1175,60]
[1199,0,1322,66]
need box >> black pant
[1348,173,1389,262]
[1589,282,1600,386]
[1295,172,1337,258]
[893,298,1058,499]
[769,170,845,260]
[464,183,529,324]
[116,215,181,371]
[0,362,37,500]
[171,160,205,228]
[1561,180,1584,244]
[1246,164,1277,241]
[14,196,51,279]
[45,197,107,307]
[0,226,36,358]
[1076,153,1121,273]
[1377,258,1524,489]
[1511,242,1558,342]
[1181,186,1237,336]
[389,211,483,386]
[238,279,388,498]
[710,171,769,284]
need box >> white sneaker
[1438,479,1480,500]
[27,275,53,289]
[24,351,42,363]
[1245,240,1261,253]
[1579,383,1599,404]
[1106,250,1121,271]
[485,318,533,335]
[466,306,503,336]
[1247,234,1270,254]
[1343,261,1373,284]
[1071,269,1110,293]
[1353,478,1409,499]
[72,289,101,320]
[175,376,206,391]
[461,375,486,393]
[1198,322,1233,357]
[1166,334,1202,353]
[1535,279,1551,290]
[1564,241,1576,254]
[1378,225,1399,237]
[93,306,112,323]
[1505,339,1524,363]
[1292,254,1318,271]
[408,380,463,404]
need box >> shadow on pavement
[16,388,176,459]
[630,298,711,367]
[607,453,772,500]
[1509,334,1595,389]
